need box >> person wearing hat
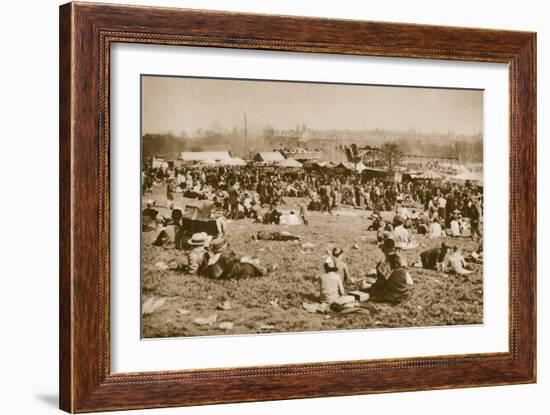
[185,233,210,275]
[372,238,406,281]
[319,255,352,304]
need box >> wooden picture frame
[59,2,536,412]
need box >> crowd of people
[143,164,482,219]
[142,163,483,310]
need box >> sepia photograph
[140,75,484,339]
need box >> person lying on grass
[205,237,268,279]
[252,230,301,241]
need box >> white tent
[253,151,285,163]
[200,157,247,166]
[278,158,303,168]
[449,170,483,184]
[414,169,444,180]
[180,151,232,163]
[226,157,247,166]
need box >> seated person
[377,223,394,243]
[429,217,445,239]
[287,210,302,225]
[365,252,413,304]
[376,220,387,242]
[142,199,160,232]
[445,246,474,275]
[242,193,253,216]
[419,242,449,270]
[466,238,484,264]
[416,211,430,235]
[460,217,471,237]
[319,256,355,306]
[396,205,410,220]
[374,238,406,279]
[393,218,418,250]
[263,206,282,224]
[368,211,382,231]
[249,200,263,222]
[449,216,461,237]
[152,207,185,249]
[392,213,404,228]
[307,198,322,211]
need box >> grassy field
[141,190,483,338]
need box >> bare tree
[381,142,405,172]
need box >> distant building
[401,154,459,172]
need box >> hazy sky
[142,76,483,136]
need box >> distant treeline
[143,129,483,163]
[142,130,244,161]
[394,136,483,162]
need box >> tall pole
[243,112,248,157]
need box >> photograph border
[59,2,536,412]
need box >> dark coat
[420,247,447,269]
[367,268,411,303]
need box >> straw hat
[187,232,208,246]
